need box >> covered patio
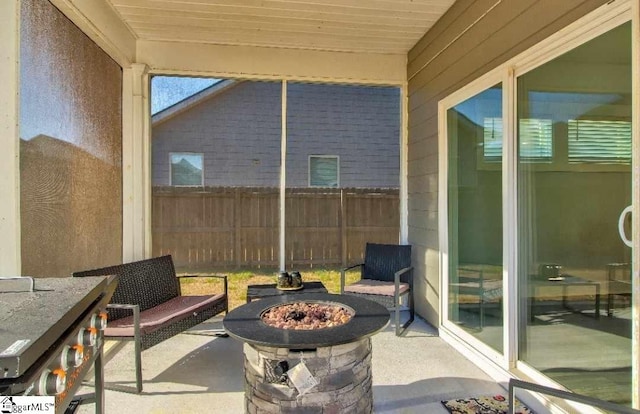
[2,0,640,413]
[76,316,505,413]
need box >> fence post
[234,188,242,268]
[340,188,347,267]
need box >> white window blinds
[483,118,553,160]
[518,118,553,159]
[568,120,631,164]
[483,117,503,159]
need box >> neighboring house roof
[152,79,239,127]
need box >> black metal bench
[73,255,228,392]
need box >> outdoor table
[246,281,328,302]
[529,275,600,321]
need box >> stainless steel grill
[0,275,116,414]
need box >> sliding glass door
[517,22,632,405]
[442,16,635,407]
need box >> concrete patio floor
[77,316,508,413]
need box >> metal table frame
[529,276,600,321]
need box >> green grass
[179,268,360,310]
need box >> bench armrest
[106,303,141,339]
[177,274,228,296]
[107,303,140,317]
[340,263,364,294]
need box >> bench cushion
[105,294,226,337]
[344,279,409,296]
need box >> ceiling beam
[49,0,137,66]
[138,40,406,85]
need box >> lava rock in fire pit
[286,310,306,321]
[262,302,353,330]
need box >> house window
[482,117,552,161]
[568,119,631,164]
[518,118,553,160]
[170,153,203,186]
[482,117,503,160]
[309,156,339,187]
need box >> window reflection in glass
[447,84,504,353]
[170,153,203,186]
[517,22,632,406]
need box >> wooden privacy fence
[152,186,400,270]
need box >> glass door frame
[438,0,639,407]
[438,69,510,372]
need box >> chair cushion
[344,279,409,297]
[105,294,226,337]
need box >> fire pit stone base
[244,338,373,413]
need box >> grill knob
[78,327,97,346]
[39,368,66,395]
[91,312,108,330]
[61,344,84,370]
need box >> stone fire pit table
[223,292,389,413]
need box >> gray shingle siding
[152,81,400,188]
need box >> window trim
[308,155,340,188]
[169,152,204,187]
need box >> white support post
[122,63,151,262]
[0,0,21,276]
[400,84,409,244]
[279,81,288,271]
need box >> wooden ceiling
[106,0,456,54]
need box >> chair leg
[408,291,415,326]
[395,303,401,336]
[395,292,415,336]
[134,334,143,393]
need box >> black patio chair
[451,267,503,329]
[340,243,413,336]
